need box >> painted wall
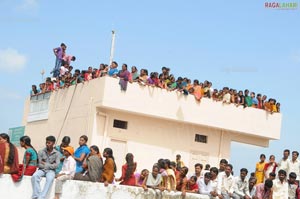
[0,174,209,199]
[22,77,282,175]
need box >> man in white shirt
[198,172,213,196]
[248,177,256,198]
[288,172,300,199]
[232,168,251,199]
[272,169,288,199]
[278,149,290,173]
[217,164,235,199]
[54,146,76,199]
[189,163,203,182]
[222,87,231,104]
[288,151,300,180]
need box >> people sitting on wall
[55,136,71,174]
[54,146,76,199]
[74,145,103,182]
[100,147,117,186]
[142,165,163,191]
[2,132,300,199]
[135,169,149,187]
[0,133,19,175]
[31,136,60,199]
[73,135,90,173]
[186,176,199,193]
[11,136,38,182]
[115,153,137,186]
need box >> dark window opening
[194,134,207,143]
[113,119,128,130]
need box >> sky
[0,0,300,175]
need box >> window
[113,119,128,130]
[28,92,51,122]
[194,134,207,143]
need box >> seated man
[288,172,300,199]
[232,168,251,199]
[248,177,257,198]
[254,179,273,199]
[31,136,60,199]
[272,169,288,199]
[198,172,213,196]
[217,164,235,199]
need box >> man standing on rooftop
[52,43,67,78]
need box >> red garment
[0,143,5,173]
[297,185,300,199]
[11,164,37,182]
[119,163,137,186]
[84,73,92,81]
[263,162,278,174]
[186,182,199,192]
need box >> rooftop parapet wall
[98,77,281,140]
[25,76,281,140]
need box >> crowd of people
[0,133,299,199]
[30,43,280,114]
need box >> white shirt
[198,178,212,195]
[272,179,288,199]
[233,176,250,197]
[60,66,69,76]
[288,181,299,199]
[288,159,300,180]
[223,93,231,103]
[278,158,290,172]
[59,156,76,177]
[211,177,218,192]
[249,186,256,198]
[217,172,234,194]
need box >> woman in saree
[0,133,19,175]
[118,64,130,91]
[74,145,103,182]
[255,154,266,184]
[101,148,117,186]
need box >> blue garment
[74,145,90,173]
[53,57,62,78]
[252,98,258,105]
[108,68,119,76]
[31,169,55,199]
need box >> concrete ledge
[0,174,209,199]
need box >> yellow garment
[272,104,277,112]
[255,162,265,184]
[166,168,176,191]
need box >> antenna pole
[109,30,116,65]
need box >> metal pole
[109,30,116,65]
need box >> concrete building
[22,76,282,176]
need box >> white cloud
[0,48,27,72]
[17,0,38,11]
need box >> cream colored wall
[22,76,281,173]
[99,77,282,140]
